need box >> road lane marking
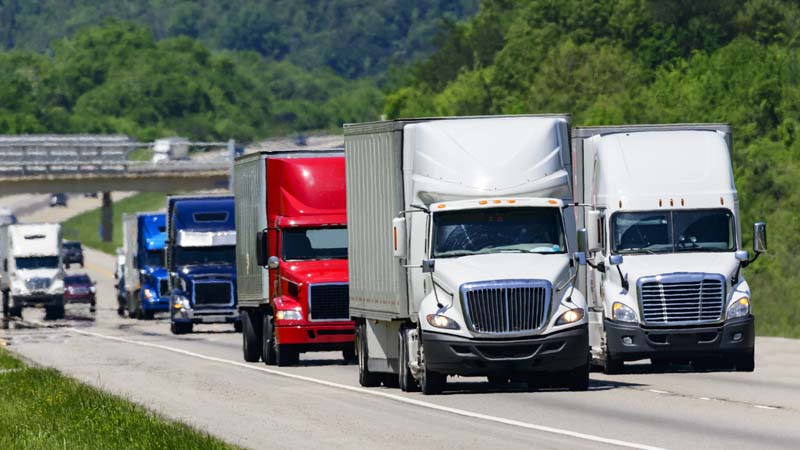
[83,259,115,278]
[67,327,666,450]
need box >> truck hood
[14,268,61,280]
[176,264,235,280]
[433,253,571,292]
[282,259,348,285]
[617,252,739,284]
[142,266,168,279]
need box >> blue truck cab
[121,213,170,319]
[167,195,240,334]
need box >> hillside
[387,0,800,336]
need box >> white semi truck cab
[0,223,66,319]
[345,115,590,394]
[572,124,766,373]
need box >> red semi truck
[234,150,354,366]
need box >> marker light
[507,199,516,204]
[547,199,558,205]
[479,200,488,205]
[493,199,501,204]
[437,204,446,209]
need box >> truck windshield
[612,209,734,254]
[433,207,565,258]
[173,246,235,266]
[15,256,59,269]
[144,250,165,267]
[282,227,347,261]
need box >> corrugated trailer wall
[234,154,267,308]
[344,124,408,320]
[122,214,139,294]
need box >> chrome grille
[26,278,51,291]
[639,274,725,325]
[193,281,233,306]
[461,280,550,334]
[159,279,170,297]
[309,283,349,321]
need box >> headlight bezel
[426,313,461,330]
[727,297,750,319]
[612,302,638,323]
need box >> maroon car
[64,274,96,312]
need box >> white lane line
[753,405,778,410]
[648,389,670,394]
[68,327,666,450]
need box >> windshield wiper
[435,250,477,258]
[621,247,658,255]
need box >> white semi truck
[344,115,590,395]
[572,124,766,373]
[0,223,65,319]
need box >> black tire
[65,263,70,269]
[241,310,261,363]
[9,305,22,318]
[276,343,299,367]
[80,262,84,268]
[398,328,419,392]
[356,322,381,387]
[234,320,243,333]
[117,306,125,317]
[128,291,141,319]
[603,352,624,375]
[262,313,277,365]
[419,334,446,395]
[342,344,357,363]
[170,322,193,335]
[2,291,9,317]
[732,350,755,372]
[564,360,591,392]
[141,310,155,320]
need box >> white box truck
[572,124,766,373]
[0,223,65,319]
[345,115,590,395]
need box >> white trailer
[345,115,590,394]
[572,124,766,373]
[0,223,65,318]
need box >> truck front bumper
[13,294,63,307]
[172,306,240,325]
[605,316,755,361]
[141,296,169,313]
[276,322,355,350]
[423,324,588,376]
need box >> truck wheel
[398,328,419,392]
[241,310,261,362]
[356,322,381,387]
[170,322,193,334]
[602,352,624,375]
[732,350,755,372]
[276,344,299,367]
[262,313,277,365]
[2,291,8,316]
[564,360,591,391]
[342,344,357,363]
[419,337,445,395]
[141,310,154,320]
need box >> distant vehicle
[151,137,189,163]
[0,207,16,226]
[122,213,169,320]
[0,223,66,319]
[114,247,126,316]
[61,241,84,268]
[49,193,67,207]
[167,195,239,334]
[64,274,96,313]
[84,192,98,198]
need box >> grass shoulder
[0,347,238,449]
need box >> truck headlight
[426,314,460,330]
[727,297,750,319]
[173,296,190,310]
[275,310,303,321]
[555,308,585,325]
[612,302,637,323]
[90,286,96,293]
[143,289,154,300]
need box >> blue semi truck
[120,212,170,319]
[166,194,240,334]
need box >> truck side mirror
[753,222,767,253]
[392,217,407,259]
[574,228,588,266]
[421,259,435,273]
[256,230,268,266]
[735,250,749,261]
[586,210,601,252]
[267,256,280,270]
[609,254,623,266]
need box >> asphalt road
[2,245,799,450]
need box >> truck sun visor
[176,230,236,247]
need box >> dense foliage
[0,0,478,78]
[0,21,383,141]
[387,0,800,336]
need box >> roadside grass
[0,348,238,450]
[61,193,166,254]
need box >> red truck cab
[235,150,354,366]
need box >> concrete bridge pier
[101,192,113,242]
